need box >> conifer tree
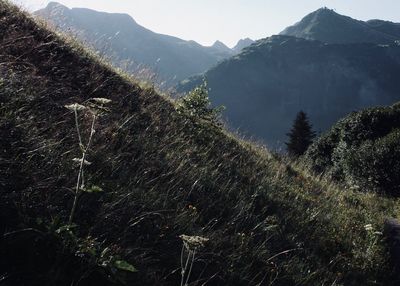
[285,111,316,157]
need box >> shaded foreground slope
[1,2,400,285]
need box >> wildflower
[92,97,112,104]
[364,224,374,231]
[65,103,86,111]
[179,235,209,250]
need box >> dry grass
[1,1,400,285]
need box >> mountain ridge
[178,34,400,146]
[280,7,400,44]
[34,2,234,85]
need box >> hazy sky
[11,0,400,47]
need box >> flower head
[92,98,112,104]
[65,103,86,111]
[179,234,209,250]
[364,224,374,231]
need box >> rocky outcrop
[384,218,400,280]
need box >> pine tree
[176,81,224,125]
[285,111,316,157]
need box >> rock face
[178,35,400,147]
[34,2,233,85]
[280,7,400,44]
[384,218,400,277]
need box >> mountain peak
[212,40,230,50]
[314,7,337,15]
[280,7,400,44]
[45,1,69,11]
[299,7,345,25]
[233,38,255,52]
[309,7,343,21]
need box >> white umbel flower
[65,103,86,111]
[364,224,374,231]
[179,235,209,249]
[92,98,112,104]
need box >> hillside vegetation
[304,103,400,196]
[1,1,400,285]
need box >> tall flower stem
[74,108,83,148]
[68,113,97,225]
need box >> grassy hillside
[304,103,400,196]
[1,1,400,285]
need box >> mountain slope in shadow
[178,34,400,147]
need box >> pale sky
[11,0,400,48]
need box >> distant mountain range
[178,8,400,147]
[35,4,400,147]
[35,2,253,85]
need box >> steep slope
[34,2,232,84]
[304,102,400,196]
[280,7,400,44]
[178,35,400,147]
[233,37,255,53]
[366,19,400,39]
[1,1,400,285]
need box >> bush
[343,129,400,194]
[176,81,224,126]
[304,103,400,196]
[305,128,340,176]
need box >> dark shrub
[342,129,400,194]
[304,103,400,196]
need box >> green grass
[1,1,400,285]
